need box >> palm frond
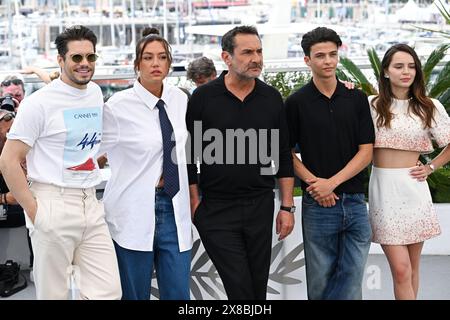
[367,48,381,80]
[335,68,352,82]
[429,60,450,97]
[423,43,450,85]
[435,0,450,23]
[413,26,450,38]
[436,89,450,114]
[339,56,378,95]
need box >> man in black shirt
[285,27,375,300]
[186,25,294,300]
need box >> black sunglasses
[69,53,98,63]
[0,112,15,122]
[1,79,24,87]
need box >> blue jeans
[114,190,191,300]
[302,192,371,300]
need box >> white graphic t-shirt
[8,79,103,188]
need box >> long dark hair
[134,27,172,74]
[371,44,435,129]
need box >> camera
[0,94,16,112]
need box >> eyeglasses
[0,112,15,122]
[69,53,98,63]
[1,79,24,87]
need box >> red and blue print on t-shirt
[63,107,102,184]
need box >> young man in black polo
[187,25,294,300]
[285,27,375,300]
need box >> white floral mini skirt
[368,166,441,245]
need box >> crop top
[368,96,450,153]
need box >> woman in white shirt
[368,44,450,300]
[101,28,192,300]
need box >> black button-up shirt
[186,71,293,199]
[285,79,375,194]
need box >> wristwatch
[280,205,296,213]
[428,163,435,172]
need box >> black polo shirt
[186,71,293,199]
[285,79,375,194]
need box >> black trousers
[194,192,274,300]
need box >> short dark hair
[301,27,342,57]
[221,25,260,55]
[186,57,216,82]
[134,27,172,74]
[1,76,24,92]
[55,25,97,57]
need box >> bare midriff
[373,148,421,168]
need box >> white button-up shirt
[101,80,192,252]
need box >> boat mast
[110,0,115,46]
[7,0,13,65]
[130,0,136,48]
[163,0,168,39]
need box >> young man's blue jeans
[114,190,191,300]
[302,192,371,300]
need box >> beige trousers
[25,182,121,300]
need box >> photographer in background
[1,75,25,107]
[0,81,33,280]
[186,56,217,89]
[0,107,20,220]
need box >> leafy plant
[263,71,310,100]
[339,56,378,95]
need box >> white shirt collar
[133,79,171,110]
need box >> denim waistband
[155,186,164,193]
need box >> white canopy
[396,0,435,22]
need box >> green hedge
[429,168,450,203]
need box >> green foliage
[435,0,450,24]
[429,59,450,98]
[293,187,302,197]
[437,88,450,111]
[428,168,450,203]
[338,56,378,95]
[263,71,310,100]
[423,43,450,86]
[367,48,382,81]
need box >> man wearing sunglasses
[0,25,121,300]
[1,76,25,106]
